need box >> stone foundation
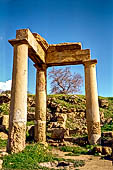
[87,121,101,144]
[35,120,46,142]
[7,122,26,153]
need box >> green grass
[2,144,85,170]
[60,146,88,156]
[0,138,7,149]
[3,144,54,169]
[101,122,113,132]
[99,96,113,119]
[0,103,9,115]
[26,121,35,126]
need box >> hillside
[0,94,113,169]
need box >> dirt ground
[52,148,113,170]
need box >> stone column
[7,43,28,153]
[84,59,101,145]
[34,64,47,143]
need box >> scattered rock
[0,160,3,169]
[99,99,108,108]
[102,146,112,155]
[0,96,10,105]
[0,132,8,140]
[27,125,35,138]
[0,151,8,156]
[27,112,35,121]
[93,146,102,153]
[0,115,9,129]
[51,128,69,142]
[102,131,113,138]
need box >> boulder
[102,146,112,155]
[27,125,35,138]
[57,113,67,128]
[102,131,113,138]
[51,128,69,141]
[27,112,35,121]
[0,132,8,140]
[0,160,3,169]
[0,96,10,105]
[0,115,9,129]
[99,99,108,108]
[93,146,102,153]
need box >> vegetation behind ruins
[0,93,113,169]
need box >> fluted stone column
[7,43,28,153]
[84,59,101,144]
[34,65,47,143]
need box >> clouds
[0,80,12,92]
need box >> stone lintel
[46,48,90,66]
[9,29,46,64]
[48,42,82,50]
[33,33,49,51]
[83,59,97,67]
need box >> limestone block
[46,43,90,66]
[102,131,113,138]
[8,122,26,153]
[1,115,9,129]
[0,132,8,140]
[9,29,46,64]
[102,146,112,155]
[51,128,69,141]
[0,160,3,170]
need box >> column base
[34,120,46,143]
[87,121,101,145]
[7,122,26,153]
[88,134,101,145]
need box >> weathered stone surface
[35,121,46,142]
[7,43,28,153]
[93,146,102,153]
[0,115,9,129]
[0,132,8,140]
[0,160,3,169]
[27,125,35,138]
[51,128,69,141]
[0,96,10,105]
[27,112,35,121]
[46,44,90,66]
[102,131,113,138]
[7,122,26,153]
[57,113,67,128]
[35,66,47,143]
[102,146,112,155]
[99,99,109,108]
[9,29,46,64]
[84,60,101,144]
[33,33,49,51]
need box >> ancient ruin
[7,29,101,153]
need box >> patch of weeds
[101,122,113,132]
[74,160,85,167]
[0,138,7,149]
[27,121,35,126]
[0,103,9,115]
[3,143,55,169]
[27,106,35,112]
[60,146,88,156]
[59,146,73,152]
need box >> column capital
[34,63,47,71]
[8,39,28,47]
[83,59,97,67]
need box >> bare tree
[48,67,83,94]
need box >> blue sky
[0,0,113,96]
